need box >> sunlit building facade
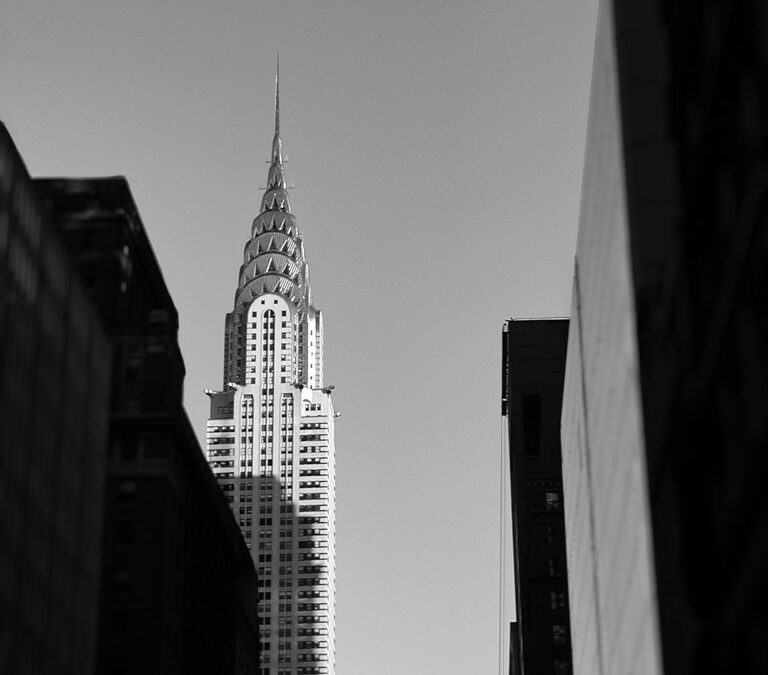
[206,71,336,675]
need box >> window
[550,591,566,610]
[548,557,563,577]
[545,491,561,511]
[552,624,567,646]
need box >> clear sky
[1,1,597,672]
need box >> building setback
[0,123,111,675]
[36,176,260,675]
[205,69,336,675]
[501,319,572,675]
[561,1,768,674]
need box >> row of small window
[221,483,276,492]
[299,528,328,536]
[297,553,329,561]
[257,517,305,527]
[298,591,328,600]
[245,331,290,341]
[209,449,233,457]
[297,641,329,650]
[257,611,327,626]
[262,602,330,614]
[258,553,328,565]
[259,632,328,645]
[259,542,328,555]
[259,591,293,601]
[249,319,289,328]
[244,366,291,377]
[258,573,328,587]
[209,437,235,445]
[256,421,292,430]
[300,447,328,456]
[300,516,329,525]
[209,425,235,433]
[299,422,328,430]
[299,493,328,501]
[298,565,328,574]
[258,505,295,514]
[246,341,291,350]
[244,333,288,344]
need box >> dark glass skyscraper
[501,318,573,675]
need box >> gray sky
[1,1,597,672]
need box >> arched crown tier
[231,63,314,315]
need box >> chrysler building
[206,66,336,675]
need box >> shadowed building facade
[36,176,260,675]
[561,1,768,674]
[0,123,111,675]
[205,69,336,675]
[501,319,572,675]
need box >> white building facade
[206,71,336,675]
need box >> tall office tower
[37,176,260,675]
[206,70,336,675]
[501,319,573,675]
[0,122,111,675]
[561,1,768,674]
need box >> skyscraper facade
[561,0,768,673]
[0,121,111,675]
[501,318,573,675]
[206,72,336,675]
[38,175,260,675]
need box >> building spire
[274,53,280,136]
[267,54,287,191]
